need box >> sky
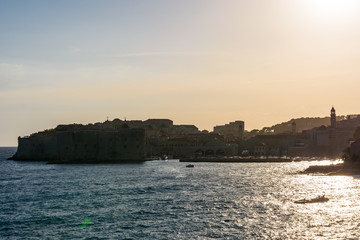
[1,0,360,146]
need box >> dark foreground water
[1,147,360,239]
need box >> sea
[1,147,360,239]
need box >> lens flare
[79,218,91,230]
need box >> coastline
[180,156,294,163]
[301,163,360,176]
[7,156,146,164]
[46,159,145,164]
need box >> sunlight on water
[307,159,344,166]
[1,149,360,239]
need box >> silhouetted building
[292,121,296,135]
[240,107,359,157]
[147,132,238,158]
[304,107,360,157]
[213,121,244,142]
[254,143,267,156]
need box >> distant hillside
[266,116,347,134]
[244,116,350,139]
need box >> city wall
[12,128,145,162]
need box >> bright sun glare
[302,0,359,24]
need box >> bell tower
[329,106,337,157]
[330,107,336,128]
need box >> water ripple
[1,150,360,239]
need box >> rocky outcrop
[301,163,360,175]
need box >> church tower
[329,106,337,157]
[331,107,336,128]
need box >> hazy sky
[1,0,360,145]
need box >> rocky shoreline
[302,163,360,176]
[46,159,145,164]
[7,156,145,164]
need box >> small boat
[186,164,194,168]
[294,195,329,204]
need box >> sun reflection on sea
[307,159,344,166]
[287,160,360,239]
[3,155,360,239]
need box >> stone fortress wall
[11,118,244,162]
[13,128,145,162]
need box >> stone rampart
[11,128,145,163]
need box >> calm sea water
[1,147,360,239]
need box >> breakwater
[180,156,293,163]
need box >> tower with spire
[331,106,336,128]
[329,106,337,157]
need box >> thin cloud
[67,47,220,59]
[114,51,216,57]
